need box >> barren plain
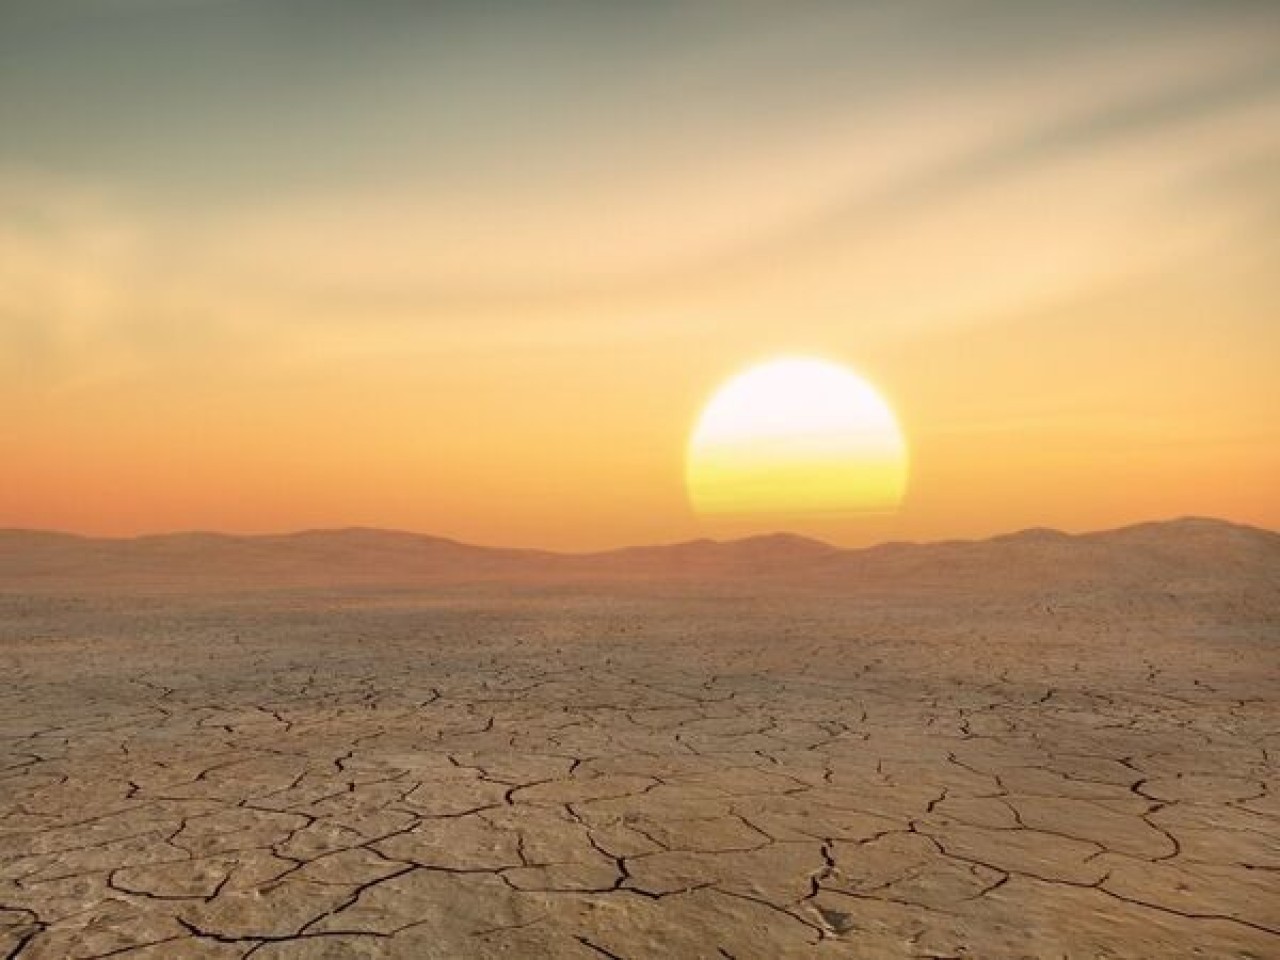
[1,519,1277,958]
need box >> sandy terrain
[0,519,1277,958]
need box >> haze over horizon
[3,1,1278,548]
[3,512,1273,554]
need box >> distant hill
[797,517,1280,592]
[0,518,1276,595]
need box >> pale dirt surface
[1,527,1278,958]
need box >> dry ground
[1,583,1276,958]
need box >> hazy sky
[3,1,1278,547]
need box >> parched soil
[0,585,1276,958]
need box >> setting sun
[687,357,908,522]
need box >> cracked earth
[1,585,1276,958]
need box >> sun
[686,356,908,521]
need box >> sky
[2,0,1278,549]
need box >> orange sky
[2,2,1278,548]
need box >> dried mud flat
[1,574,1277,958]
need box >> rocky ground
[0,583,1276,958]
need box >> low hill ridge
[0,517,1274,592]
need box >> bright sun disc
[687,357,908,519]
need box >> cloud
[2,1,1276,397]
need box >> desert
[6,2,1279,957]
[1,518,1276,958]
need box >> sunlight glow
[687,357,908,519]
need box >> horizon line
[0,515,1268,559]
